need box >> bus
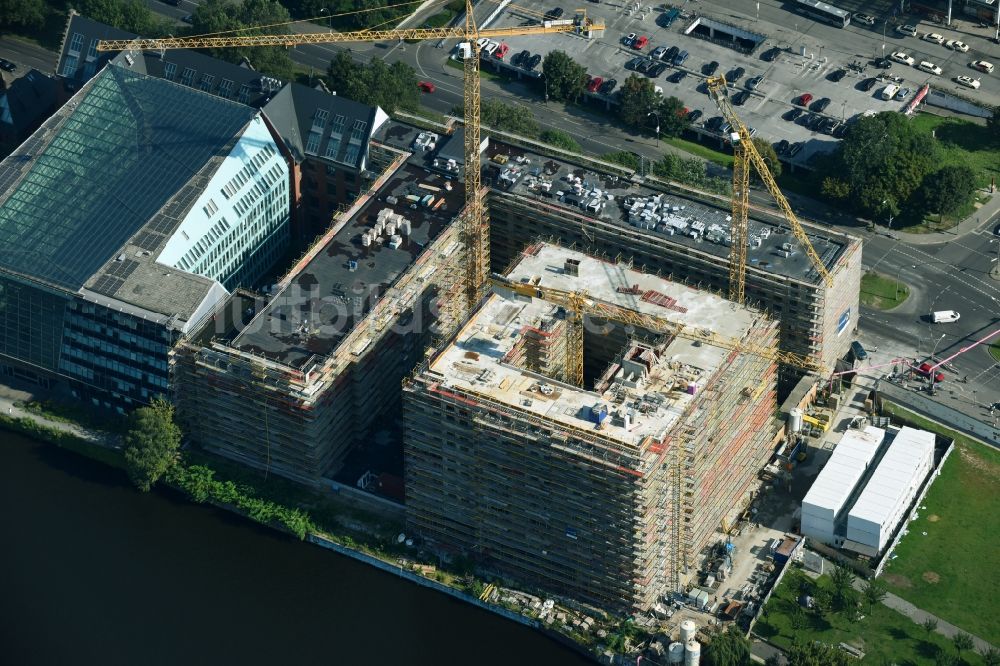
[792,0,851,28]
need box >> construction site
[402,243,781,612]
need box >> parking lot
[468,2,999,164]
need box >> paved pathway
[881,590,996,655]
[872,378,1000,449]
[0,387,117,448]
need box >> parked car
[632,35,649,49]
[923,32,945,44]
[787,141,804,157]
[761,47,781,62]
[0,58,15,72]
[797,92,813,106]
[918,61,942,75]
[625,56,643,70]
[827,69,847,82]
[746,75,764,90]
[860,77,878,91]
[586,76,603,92]
[784,107,804,121]
[916,362,945,383]
[732,90,750,106]
[896,24,918,36]
[853,13,876,26]
[687,109,703,123]
[493,42,509,59]
[945,39,969,52]
[181,14,194,24]
[833,123,848,139]
[664,46,680,62]
[820,118,840,134]
[635,59,653,73]
[774,139,790,155]
[705,116,724,131]
[600,79,617,94]
[672,50,689,66]
[527,54,541,70]
[624,32,637,46]
[891,51,915,66]
[850,341,868,361]
[512,49,529,66]
[649,63,668,77]
[895,87,911,100]
[971,60,994,73]
[873,57,893,70]
[544,7,564,21]
[668,70,687,83]
[955,75,981,89]
[651,46,667,60]
[728,66,746,83]
[703,60,719,76]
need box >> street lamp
[991,238,1000,279]
[881,198,895,231]
[647,111,661,146]
[320,7,332,32]
[930,332,947,359]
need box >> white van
[880,84,899,100]
[932,310,961,323]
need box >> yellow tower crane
[97,4,603,314]
[705,75,834,305]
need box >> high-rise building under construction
[402,243,781,612]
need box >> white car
[896,24,918,36]
[945,39,969,52]
[932,310,961,323]
[853,13,876,26]
[624,32,636,46]
[971,60,995,73]
[891,51,915,66]
[918,61,942,75]
[955,75,981,89]
[923,32,945,44]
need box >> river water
[0,434,593,666]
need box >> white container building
[800,426,885,545]
[846,426,935,553]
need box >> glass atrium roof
[0,64,256,291]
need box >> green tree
[982,646,1000,666]
[78,0,162,35]
[987,105,1000,145]
[0,0,45,29]
[829,565,857,612]
[823,111,937,218]
[658,95,690,138]
[327,51,419,114]
[123,398,181,492]
[539,129,581,153]
[193,0,294,80]
[919,164,977,217]
[922,617,939,636]
[479,99,539,137]
[785,639,853,666]
[601,150,639,170]
[751,137,781,179]
[618,74,659,128]
[704,625,751,666]
[953,632,974,658]
[861,577,888,613]
[935,649,959,666]
[541,50,587,102]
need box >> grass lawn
[911,114,1000,191]
[860,271,910,310]
[757,568,985,665]
[991,342,1000,363]
[661,136,735,169]
[878,403,1000,641]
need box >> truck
[932,310,960,323]
[880,84,899,100]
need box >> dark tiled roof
[0,64,256,292]
[0,69,60,140]
[263,83,382,170]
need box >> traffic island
[860,271,910,310]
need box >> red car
[917,362,945,383]
[587,76,604,93]
[418,81,435,93]
[797,93,813,106]
[632,35,648,49]
[493,42,509,59]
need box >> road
[0,35,60,76]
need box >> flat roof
[429,244,762,447]
[802,426,885,515]
[848,427,935,527]
[232,161,463,367]
[373,120,849,285]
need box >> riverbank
[0,410,622,664]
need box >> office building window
[87,39,99,60]
[350,120,368,142]
[69,33,84,54]
[61,56,78,78]
[312,108,329,130]
[199,74,215,92]
[305,132,321,155]
[237,84,251,104]
[330,114,345,135]
[180,68,196,86]
[163,62,177,81]
[218,79,234,98]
